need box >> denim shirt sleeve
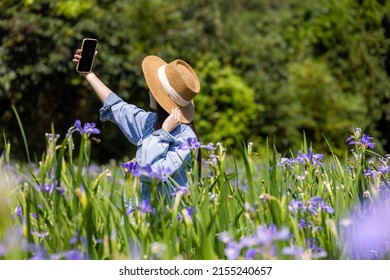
[141,125,195,182]
[99,92,154,145]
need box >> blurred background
[0,0,389,163]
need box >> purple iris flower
[295,150,310,164]
[309,196,323,204]
[361,134,375,149]
[281,148,324,168]
[70,233,78,245]
[282,245,305,257]
[378,165,390,175]
[239,236,259,247]
[320,201,335,214]
[270,224,290,240]
[51,249,87,260]
[311,153,324,166]
[154,166,173,182]
[254,224,289,245]
[225,242,241,260]
[31,230,49,241]
[202,143,215,151]
[278,157,293,168]
[218,231,232,244]
[346,128,375,150]
[41,182,55,194]
[29,245,47,260]
[244,248,259,259]
[311,247,327,258]
[363,168,377,177]
[282,238,327,259]
[176,206,194,221]
[126,205,135,215]
[289,197,334,216]
[185,206,194,217]
[219,224,290,259]
[297,148,324,167]
[179,137,215,151]
[15,205,23,218]
[305,238,318,250]
[179,137,202,151]
[45,133,60,143]
[207,154,219,165]
[187,137,201,150]
[69,230,86,246]
[307,206,318,216]
[171,184,190,196]
[76,119,100,135]
[346,127,361,144]
[298,218,313,230]
[378,183,390,200]
[140,164,154,178]
[342,199,390,259]
[121,161,174,182]
[121,161,142,177]
[139,199,153,214]
[0,244,7,256]
[56,187,65,195]
[288,199,304,213]
[69,119,100,136]
[307,196,334,216]
[37,182,63,195]
[0,227,30,257]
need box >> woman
[73,50,201,199]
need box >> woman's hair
[155,103,202,178]
[155,103,170,130]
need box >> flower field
[0,120,389,260]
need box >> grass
[0,121,389,260]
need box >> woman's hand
[72,49,111,103]
[162,108,182,133]
[72,49,97,76]
[72,49,82,65]
[72,49,88,77]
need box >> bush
[195,58,260,148]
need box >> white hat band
[158,65,191,107]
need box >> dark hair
[155,103,202,179]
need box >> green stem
[76,135,86,190]
[11,105,30,162]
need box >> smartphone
[76,38,98,73]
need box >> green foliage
[232,0,390,154]
[281,58,367,152]
[195,58,259,147]
[1,124,389,260]
[299,0,390,151]
[0,0,390,162]
[54,0,95,18]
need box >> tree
[195,58,259,148]
[1,0,389,162]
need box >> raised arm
[83,72,111,103]
[73,49,111,103]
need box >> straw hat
[142,55,200,123]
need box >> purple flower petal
[225,242,241,260]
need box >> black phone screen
[77,39,97,73]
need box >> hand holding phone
[76,38,98,73]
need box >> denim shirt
[99,92,195,198]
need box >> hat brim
[142,55,194,123]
